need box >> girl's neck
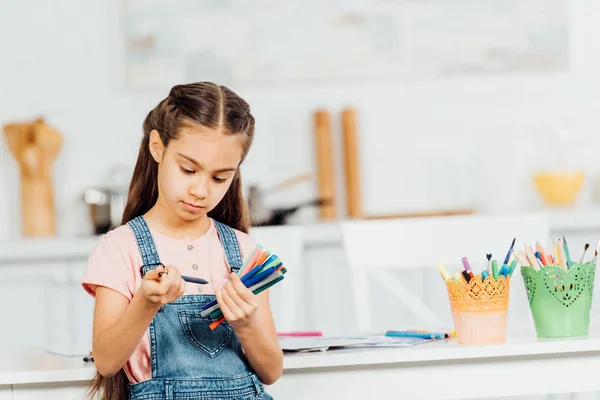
[144,196,211,241]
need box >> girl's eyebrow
[177,152,237,173]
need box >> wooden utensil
[313,109,336,220]
[3,118,62,236]
[341,107,362,218]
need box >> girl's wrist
[234,319,263,338]
[134,287,162,311]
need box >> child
[82,82,282,399]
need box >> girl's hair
[88,82,255,400]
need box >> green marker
[507,259,518,277]
[563,235,572,268]
[492,259,499,280]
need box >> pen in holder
[446,274,510,345]
[521,262,596,338]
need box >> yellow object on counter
[533,171,584,206]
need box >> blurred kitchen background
[3,0,600,239]
[3,0,600,382]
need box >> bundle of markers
[436,238,519,284]
[200,244,286,330]
[515,235,600,270]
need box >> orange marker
[237,245,263,277]
[210,317,225,330]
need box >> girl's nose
[190,181,208,199]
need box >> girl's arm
[215,274,283,385]
[92,266,186,377]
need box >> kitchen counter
[5,331,600,399]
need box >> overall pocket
[178,309,233,358]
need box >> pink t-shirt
[81,219,257,383]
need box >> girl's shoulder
[97,223,139,254]
[82,224,141,299]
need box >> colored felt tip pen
[461,257,474,279]
[492,260,499,280]
[563,236,572,268]
[498,265,507,277]
[461,270,471,283]
[507,259,518,276]
[277,332,323,337]
[181,275,209,285]
[436,264,451,282]
[385,331,447,340]
[481,270,490,281]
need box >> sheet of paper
[278,335,432,352]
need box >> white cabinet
[0,386,11,400]
[0,260,92,354]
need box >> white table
[2,334,600,400]
[276,333,600,400]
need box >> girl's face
[150,125,244,222]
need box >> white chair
[249,225,305,332]
[340,212,550,333]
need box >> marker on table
[277,332,323,337]
[385,331,447,340]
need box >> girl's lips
[182,202,205,212]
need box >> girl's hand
[215,273,259,330]
[140,265,186,306]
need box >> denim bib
[126,216,272,400]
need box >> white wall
[2,0,600,240]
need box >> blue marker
[481,270,490,281]
[385,331,447,340]
[181,275,209,284]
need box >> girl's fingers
[229,273,255,304]
[216,288,236,321]
[143,267,163,281]
[221,287,245,319]
[178,278,186,296]
[225,281,254,315]
[166,265,182,281]
[158,270,171,293]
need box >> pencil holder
[446,275,510,345]
[521,262,596,338]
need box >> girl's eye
[213,177,226,183]
[180,166,195,175]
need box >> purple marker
[462,257,474,279]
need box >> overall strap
[212,219,243,274]
[127,216,162,277]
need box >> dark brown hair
[88,82,255,399]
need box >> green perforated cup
[521,262,596,338]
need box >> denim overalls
[126,216,273,400]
